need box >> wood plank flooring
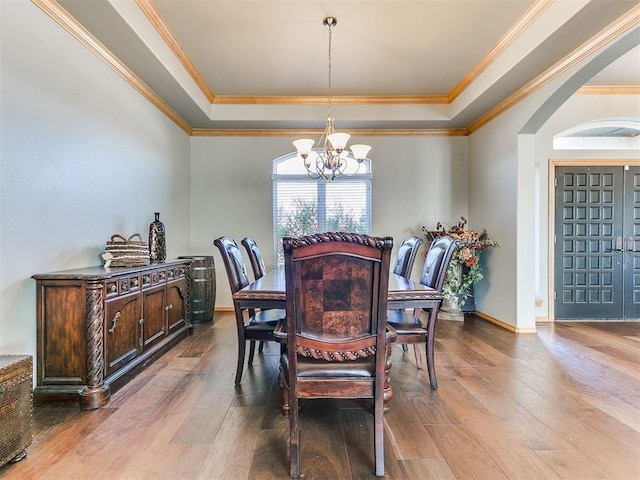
[1,314,639,479]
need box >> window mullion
[318,181,327,231]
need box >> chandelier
[293,17,372,182]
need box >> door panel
[166,280,186,335]
[142,285,166,349]
[555,166,640,320]
[623,168,640,319]
[104,293,142,376]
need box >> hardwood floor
[2,314,639,479]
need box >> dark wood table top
[233,268,442,310]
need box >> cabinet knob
[139,318,144,325]
[165,304,173,311]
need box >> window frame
[272,152,373,266]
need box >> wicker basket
[0,355,33,467]
[104,233,150,267]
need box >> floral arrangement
[422,216,499,308]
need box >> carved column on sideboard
[79,279,110,410]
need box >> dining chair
[386,235,459,389]
[241,236,284,354]
[393,235,423,279]
[392,235,423,354]
[213,236,284,385]
[241,236,267,281]
[275,232,394,477]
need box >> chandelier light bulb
[350,144,371,161]
[293,139,315,158]
[327,132,350,151]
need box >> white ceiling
[53,0,640,132]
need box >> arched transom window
[553,119,640,150]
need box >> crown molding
[467,4,640,134]
[135,0,215,103]
[191,128,469,137]
[212,95,449,105]
[577,85,640,95]
[31,0,193,135]
[448,0,555,103]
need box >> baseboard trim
[474,311,538,334]
[215,306,234,313]
[536,316,552,324]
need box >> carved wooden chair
[275,232,394,477]
[386,235,459,389]
[393,235,423,279]
[241,236,267,281]
[213,236,283,385]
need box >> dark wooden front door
[554,165,640,320]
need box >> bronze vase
[149,212,166,262]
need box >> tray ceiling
[49,0,640,133]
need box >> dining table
[232,268,443,410]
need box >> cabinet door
[142,284,167,349]
[167,279,186,335]
[104,293,142,377]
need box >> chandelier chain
[327,20,333,120]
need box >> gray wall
[0,1,191,354]
[191,135,469,308]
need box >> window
[272,153,372,265]
[553,118,640,150]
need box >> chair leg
[426,309,439,389]
[426,335,437,389]
[413,344,424,370]
[248,340,257,365]
[374,385,385,476]
[235,338,246,385]
[277,365,290,417]
[290,395,300,477]
[258,340,265,353]
[401,344,408,352]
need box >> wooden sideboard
[33,259,192,410]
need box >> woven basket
[104,233,150,267]
[0,356,33,467]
